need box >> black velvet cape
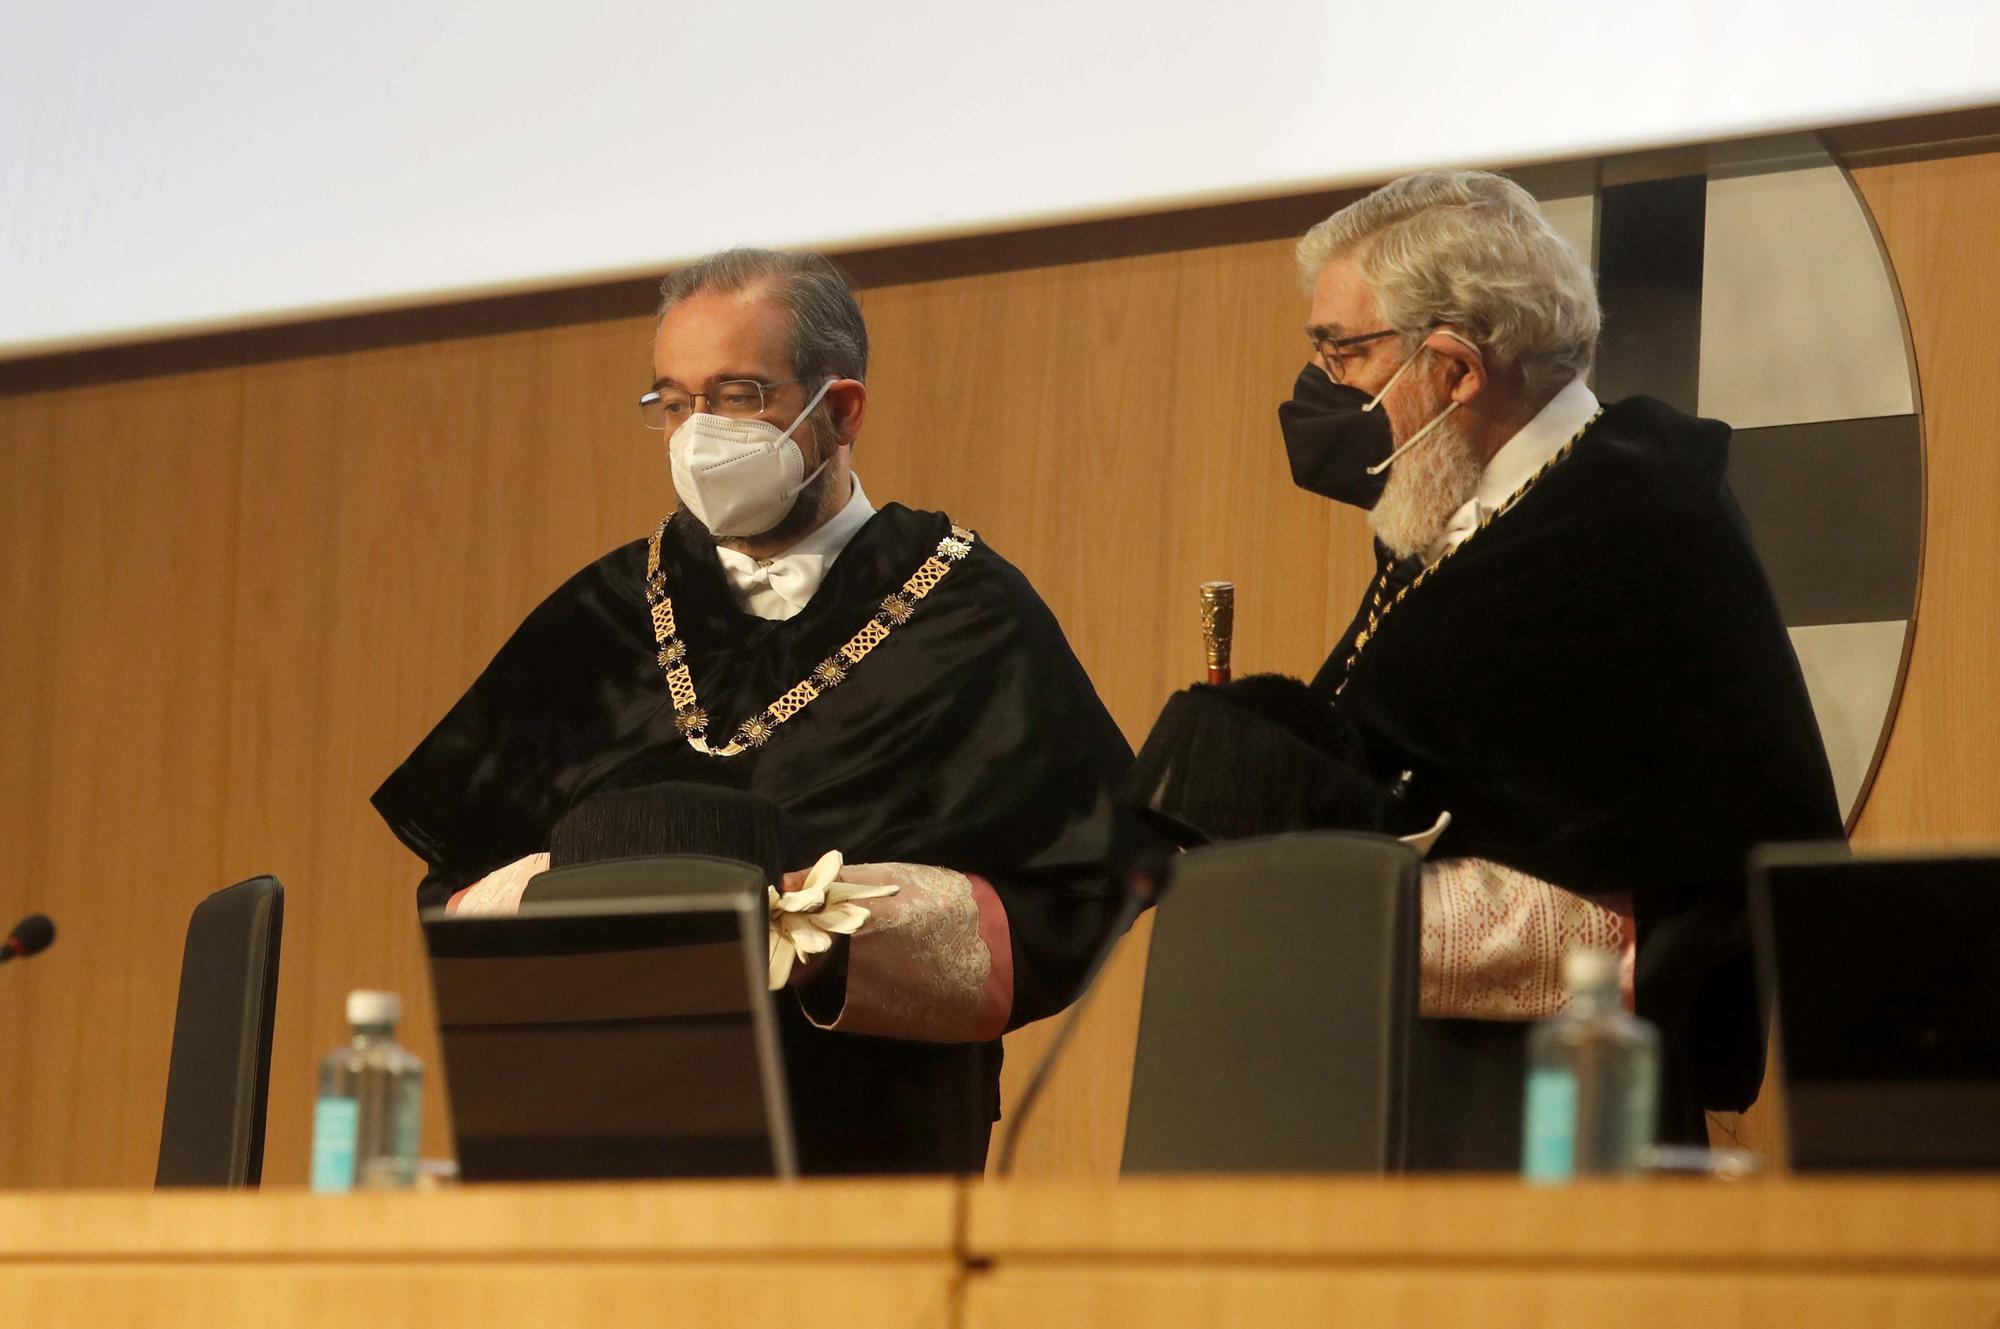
[1315,397,1842,1133]
[373,503,1138,1174]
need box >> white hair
[1297,171,1600,397]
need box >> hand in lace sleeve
[1420,856,1634,1019]
[781,861,1014,1044]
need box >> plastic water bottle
[311,990,424,1192]
[1521,949,1659,1182]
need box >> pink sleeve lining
[967,874,1014,1042]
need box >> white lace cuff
[1419,856,1634,1019]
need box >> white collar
[714,476,876,621]
[1424,376,1599,562]
[1474,375,1599,510]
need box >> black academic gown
[1314,396,1843,1142]
[374,503,1138,1174]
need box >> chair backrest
[155,875,284,1188]
[1122,831,1420,1174]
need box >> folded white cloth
[768,850,898,989]
[1398,810,1452,858]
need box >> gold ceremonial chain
[645,520,978,757]
[1336,410,1602,692]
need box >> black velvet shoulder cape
[374,502,1138,1172]
[1317,396,1843,1120]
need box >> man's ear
[825,379,867,447]
[1424,329,1486,405]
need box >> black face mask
[1277,362,1390,509]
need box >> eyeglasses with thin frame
[639,377,803,430]
[1307,327,1398,384]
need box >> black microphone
[0,914,55,963]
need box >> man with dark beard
[1278,172,1841,1153]
[372,248,1137,1174]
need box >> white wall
[4,0,1996,356]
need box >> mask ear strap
[773,377,840,447]
[775,378,843,505]
[1362,347,1423,413]
[1360,331,1481,476]
[1365,400,1460,476]
[791,453,833,498]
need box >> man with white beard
[1276,171,1841,1156]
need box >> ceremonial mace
[1199,581,1234,685]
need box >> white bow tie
[715,547,829,621]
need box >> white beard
[1367,411,1483,560]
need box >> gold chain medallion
[1337,410,1600,691]
[645,522,977,757]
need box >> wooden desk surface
[965,1177,2000,1329]
[965,1175,2000,1264]
[0,1180,962,1329]
[0,1176,1996,1328]
[0,1177,959,1258]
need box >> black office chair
[155,875,284,1188]
[1122,831,1421,1174]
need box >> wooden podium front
[0,1177,1996,1328]
[0,1180,960,1328]
[964,1177,2000,1328]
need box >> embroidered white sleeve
[808,862,992,1042]
[1420,856,1628,1020]
[450,852,550,917]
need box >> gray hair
[656,248,869,385]
[1296,170,1599,396]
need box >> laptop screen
[422,893,796,1181]
[1753,846,2000,1170]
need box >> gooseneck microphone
[0,914,55,963]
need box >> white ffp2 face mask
[668,378,838,538]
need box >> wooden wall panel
[0,140,1993,1190]
[1846,148,2000,845]
[0,373,244,1186]
[215,328,676,1182]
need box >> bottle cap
[1563,948,1619,994]
[347,990,401,1027]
